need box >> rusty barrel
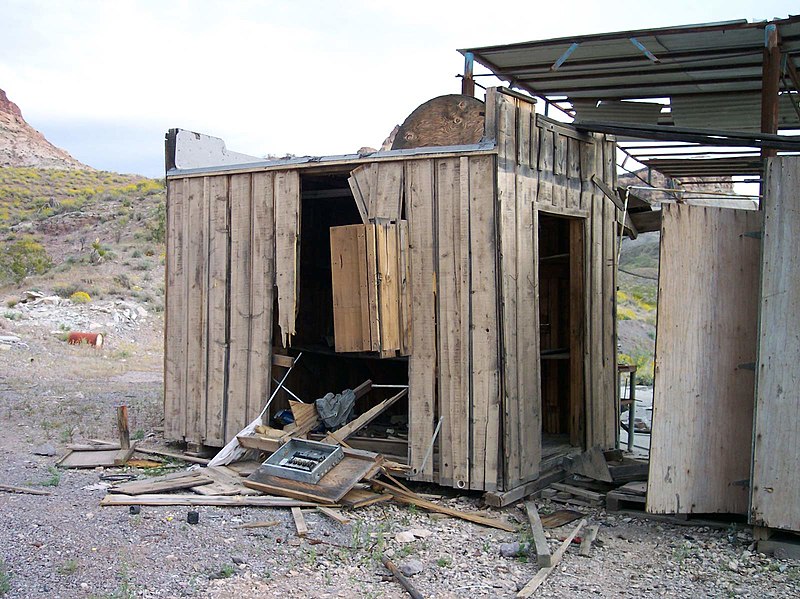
[67,332,104,347]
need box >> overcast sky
[0,0,795,177]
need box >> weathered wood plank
[165,178,187,441]
[397,220,412,356]
[405,160,437,481]
[569,219,585,447]
[435,157,470,489]
[468,155,500,491]
[566,137,581,209]
[647,204,761,515]
[205,176,229,445]
[751,156,800,531]
[373,162,404,220]
[330,225,373,352]
[275,170,300,347]
[247,172,275,423]
[525,501,552,567]
[184,176,209,445]
[376,221,401,355]
[226,173,252,443]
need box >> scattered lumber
[340,488,393,509]
[549,483,605,505]
[134,447,210,465]
[291,507,308,537]
[0,483,52,496]
[373,479,515,532]
[483,468,567,507]
[322,388,407,445]
[540,509,583,529]
[110,471,213,495]
[516,518,586,598]
[100,494,319,508]
[524,501,552,567]
[579,524,599,557]
[566,447,612,482]
[381,555,424,599]
[233,520,280,530]
[57,448,126,469]
[317,506,351,525]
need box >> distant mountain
[0,88,89,169]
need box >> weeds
[0,559,9,595]
[38,466,62,487]
[209,564,236,580]
[436,556,452,568]
[58,559,79,575]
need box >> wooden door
[647,204,761,515]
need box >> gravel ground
[1,314,799,598]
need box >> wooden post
[627,369,636,453]
[116,405,130,450]
[760,23,781,159]
[462,51,475,96]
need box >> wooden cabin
[163,87,621,494]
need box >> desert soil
[0,304,798,598]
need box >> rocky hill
[0,88,89,169]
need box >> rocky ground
[1,300,799,598]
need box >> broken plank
[111,471,213,495]
[317,506,351,525]
[381,554,424,599]
[517,519,586,598]
[524,501,552,567]
[233,521,280,530]
[550,483,605,503]
[100,494,319,508]
[579,524,599,557]
[134,447,210,465]
[322,388,407,444]
[291,506,308,536]
[566,447,613,483]
[483,469,567,507]
[340,488,393,509]
[57,449,124,469]
[272,353,295,369]
[0,483,52,496]
[237,434,281,454]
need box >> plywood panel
[164,178,187,441]
[184,176,208,445]
[205,176,229,445]
[247,172,275,423]
[406,160,437,481]
[751,156,800,531]
[647,204,761,515]
[275,170,300,347]
[468,155,501,491]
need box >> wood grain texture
[226,174,252,443]
[330,224,373,352]
[184,176,208,445]
[247,173,275,423]
[376,221,401,354]
[275,170,300,347]
[647,204,761,515]
[405,160,437,481]
[751,156,800,531]
[468,155,500,491]
[205,176,229,445]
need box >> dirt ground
[1,315,799,598]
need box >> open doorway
[538,213,585,452]
[270,170,410,465]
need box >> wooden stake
[291,507,308,537]
[524,501,552,567]
[579,524,599,557]
[116,405,130,450]
[517,519,586,598]
[381,555,424,599]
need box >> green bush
[0,237,52,284]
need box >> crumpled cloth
[315,388,356,429]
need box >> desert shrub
[0,237,53,284]
[53,283,80,298]
[617,306,637,321]
[69,291,91,304]
[146,201,166,244]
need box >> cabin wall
[488,89,619,490]
[164,171,299,446]
[751,156,800,532]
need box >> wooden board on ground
[516,519,586,598]
[566,447,613,482]
[340,488,393,509]
[110,470,213,495]
[244,451,384,504]
[524,501,552,567]
[540,509,584,529]
[291,507,308,536]
[57,449,126,469]
[100,494,318,507]
[318,506,351,525]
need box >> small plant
[58,559,79,575]
[210,564,236,579]
[70,291,91,304]
[132,429,145,441]
[39,466,62,487]
[0,559,10,595]
[3,311,21,321]
[436,556,452,568]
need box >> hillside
[0,88,89,169]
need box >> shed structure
[163,87,621,493]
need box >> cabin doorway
[537,212,586,454]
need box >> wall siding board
[165,178,187,441]
[751,156,800,531]
[647,205,761,515]
[405,160,437,481]
[205,176,230,445]
[275,171,301,347]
